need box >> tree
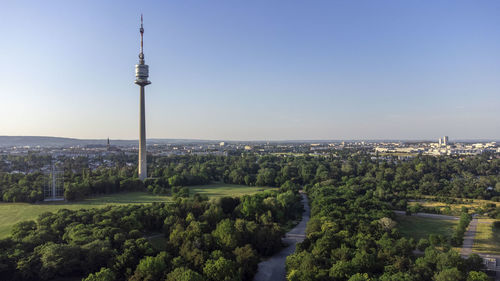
[379,272,416,281]
[82,267,116,281]
[348,273,372,281]
[466,271,489,281]
[329,260,355,279]
[464,254,484,272]
[212,219,239,249]
[218,197,240,214]
[378,217,397,232]
[256,168,277,186]
[433,268,464,281]
[81,240,115,273]
[166,267,204,281]
[417,238,430,251]
[11,220,36,242]
[37,242,82,280]
[129,252,169,281]
[233,244,259,280]
[203,257,240,281]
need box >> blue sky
[1,0,499,140]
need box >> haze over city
[1,0,499,140]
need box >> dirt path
[253,192,310,281]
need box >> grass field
[188,184,272,198]
[0,184,272,238]
[473,219,500,255]
[408,198,500,217]
[395,214,458,241]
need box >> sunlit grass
[395,214,458,241]
[189,184,274,199]
[0,184,272,238]
[408,197,500,217]
[473,219,500,255]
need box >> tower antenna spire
[139,14,145,63]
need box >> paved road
[253,192,310,281]
[461,218,478,257]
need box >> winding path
[253,192,310,281]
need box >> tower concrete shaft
[135,14,150,181]
[139,86,147,181]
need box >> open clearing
[409,196,500,217]
[188,184,271,198]
[395,214,458,241]
[0,184,272,238]
[473,219,500,255]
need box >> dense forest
[0,188,303,280]
[1,153,499,203]
[286,182,487,281]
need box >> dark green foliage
[286,183,485,281]
[466,271,490,281]
[2,153,500,203]
[83,267,116,281]
[451,212,473,246]
[0,186,302,281]
[129,252,170,281]
[166,267,204,281]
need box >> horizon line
[1,135,499,143]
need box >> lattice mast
[44,159,64,201]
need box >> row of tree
[2,153,499,203]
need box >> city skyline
[1,0,500,140]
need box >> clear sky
[1,0,499,141]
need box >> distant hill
[0,136,213,148]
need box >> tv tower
[135,14,150,181]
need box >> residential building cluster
[1,138,499,174]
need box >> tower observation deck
[135,14,150,181]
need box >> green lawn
[0,184,272,238]
[395,214,458,241]
[188,184,272,198]
[473,219,500,255]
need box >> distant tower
[443,136,449,146]
[134,14,151,181]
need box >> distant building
[438,136,449,147]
